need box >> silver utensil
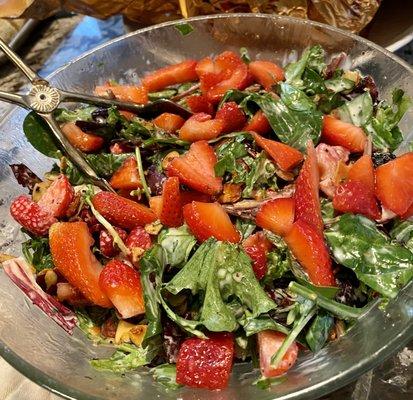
[0,38,191,192]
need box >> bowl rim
[0,12,412,400]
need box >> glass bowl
[0,13,412,400]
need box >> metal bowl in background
[0,13,412,400]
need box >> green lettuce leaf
[305,313,334,353]
[22,236,53,272]
[151,364,182,389]
[54,106,96,123]
[390,219,413,251]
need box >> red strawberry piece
[258,330,298,378]
[180,191,212,206]
[37,174,74,218]
[142,60,198,92]
[92,191,156,230]
[10,195,57,236]
[248,60,285,90]
[242,232,273,280]
[94,84,148,104]
[99,227,128,258]
[109,156,141,191]
[251,132,303,171]
[149,196,162,219]
[186,94,214,115]
[179,112,224,142]
[99,259,145,319]
[176,332,234,390]
[167,141,222,195]
[256,197,295,237]
[243,110,271,135]
[183,201,240,243]
[284,219,335,286]
[333,155,380,220]
[375,152,413,217]
[49,221,112,307]
[322,115,367,153]
[153,112,185,134]
[61,122,104,153]
[401,203,413,220]
[125,226,153,250]
[215,101,247,133]
[159,177,183,227]
[294,141,324,235]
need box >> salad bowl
[0,13,412,400]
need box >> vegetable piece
[109,156,141,191]
[178,112,224,142]
[91,191,156,230]
[248,60,285,90]
[333,155,380,220]
[180,190,212,206]
[305,313,334,353]
[94,84,148,104]
[49,221,111,307]
[22,236,53,272]
[258,330,298,378]
[10,163,41,194]
[61,122,104,153]
[294,141,324,235]
[152,364,182,389]
[256,198,295,237]
[186,94,214,115]
[183,201,240,243]
[10,195,57,236]
[251,132,303,171]
[153,113,185,134]
[160,177,183,227]
[142,60,197,92]
[242,232,273,280]
[99,227,128,258]
[167,141,223,195]
[321,115,367,153]
[243,110,271,135]
[99,259,145,319]
[284,220,335,286]
[375,152,413,217]
[215,101,247,133]
[176,333,234,389]
[325,214,413,298]
[37,174,74,218]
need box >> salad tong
[0,38,191,192]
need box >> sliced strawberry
[99,227,128,258]
[243,110,271,135]
[322,115,367,153]
[109,156,141,191]
[252,132,303,171]
[248,60,284,90]
[179,112,224,142]
[125,226,153,250]
[294,141,324,235]
[94,84,148,104]
[375,152,413,216]
[49,221,112,307]
[333,155,380,220]
[186,94,214,115]
[92,191,156,230]
[242,232,273,280]
[61,122,104,153]
[176,332,234,389]
[258,330,298,378]
[99,259,145,319]
[149,196,163,218]
[183,201,240,243]
[401,203,413,220]
[215,51,244,75]
[256,197,295,237]
[142,60,198,92]
[167,141,222,195]
[37,174,74,218]
[160,177,183,227]
[215,101,247,133]
[10,195,57,236]
[153,113,185,134]
[180,191,212,206]
[284,219,335,286]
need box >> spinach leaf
[157,226,197,268]
[22,236,53,272]
[214,135,249,177]
[107,108,154,140]
[151,364,182,389]
[219,89,251,108]
[262,250,290,285]
[54,106,96,123]
[336,92,373,127]
[235,219,256,240]
[240,315,289,337]
[23,112,61,158]
[325,214,413,298]
[390,220,413,251]
[174,22,194,36]
[324,77,355,94]
[305,313,334,352]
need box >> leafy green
[54,107,96,123]
[157,226,197,267]
[148,89,177,101]
[240,47,251,63]
[324,77,355,94]
[235,219,256,240]
[305,313,334,352]
[174,22,194,36]
[135,146,151,201]
[219,89,251,109]
[262,250,290,285]
[214,134,249,177]
[336,92,373,127]
[253,375,287,390]
[151,364,182,389]
[390,220,413,251]
[325,214,413,298]
[107,107,154,140]
[320,199,335,222]
[22,236,53,272]
[75,307,111,343]
[240,315,289,337]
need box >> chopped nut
[145,220,163,235]
[44,269,58,290]
[0,253,15,263]
[129,325,148,347]
[101,316,118,339]
[114,320,135,344]
[219,183,242,203]
[343,70,361,85]
[162,151,180,170]
[32,181,52,202]
[130,247,145,264]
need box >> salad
[3,44,413,390]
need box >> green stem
[288,282,366,320]
[135,146,151,202]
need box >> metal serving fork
[0,38,191,192]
